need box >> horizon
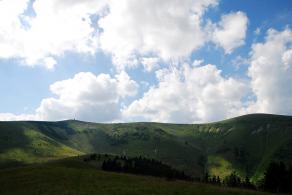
[1,0,292,124]
[1,113,291,124]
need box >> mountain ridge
[4,113,291,124]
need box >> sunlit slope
[0,113,292,181]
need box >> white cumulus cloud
[123,63,249,123]
[98,0,219,70]
[248,28,292,114]
[0,0,106,69]
[211,11,248,54]
[0,71,138,122]
[0,0,29,59]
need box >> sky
[1,0,292,123]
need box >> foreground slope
[0,114,292,181]
[0,159,267,195]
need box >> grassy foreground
[0,160,268,195]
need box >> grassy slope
[0,158,268,195]
[0,114,292,181]
[203,114,292,181]
[0,122,82,168]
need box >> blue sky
[1,0,292,123]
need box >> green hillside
[1,113,292,182]
[0,122,82,168]
[0,158,268,195]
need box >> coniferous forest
[88,154,193,181]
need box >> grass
[0,160,269,195]
[208,155,235,178]
[0,124,82,165]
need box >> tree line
[261,161,292,193]
[101,156,193,181]
[203,161,292,193]
[203,171,254,189]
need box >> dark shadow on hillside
[32,121,76,141]
[0,122,33,168]
[0,160,26,169]
[0,122,32,153]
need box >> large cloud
[0,71,138,122]
[98,0,219,70]
[37,71,138,121]
[0,0,106,69]
[0,0,28,60]
[211,11,248,54]
[248,28,292,114]
[123,63,249,123]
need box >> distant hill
[1,113,292,182]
